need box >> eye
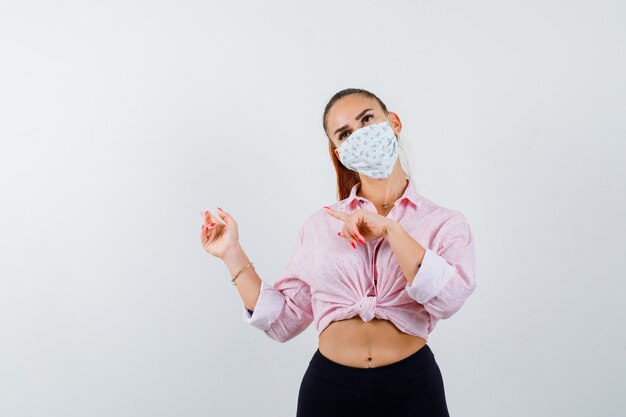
[337,114,375,141]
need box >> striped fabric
[242,177,477,343]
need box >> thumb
[216,207,234,225]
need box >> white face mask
[336,114,399,179]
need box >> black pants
[296,344,450,417]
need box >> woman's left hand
[323,206,394,248]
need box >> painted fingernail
[351,241,356,249]
[337,231,342,236]
[323,206,330,209]
[210,222,216,227]
[202,224,205,229]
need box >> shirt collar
[343,176,421,209]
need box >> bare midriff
[318,316,427,368]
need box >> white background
[1,1,625,416]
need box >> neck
[356,168,408,208]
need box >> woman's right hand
[199,207,240,259]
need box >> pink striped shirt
[242,176,477,343]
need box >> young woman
[200,88,477,417]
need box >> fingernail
[351,241,356,249]
[202,224,205,229]
[337,232,342,237]
[323,206,330,209]
[204,210,208,216]
[217,207,223,212]
[210,222,216,227]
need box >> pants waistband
[309,344,435,390]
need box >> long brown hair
[322,88,405,201]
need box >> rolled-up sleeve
[241,225,313,343]
[404,214,477,320]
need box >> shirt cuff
[404,248,457,304]
[241,280,285,331]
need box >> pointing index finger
[323,205,348,221]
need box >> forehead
[326,95,383,129]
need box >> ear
[388,112,402,137]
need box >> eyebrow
[333,108,374,137]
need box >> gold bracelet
[231,262,254,285]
